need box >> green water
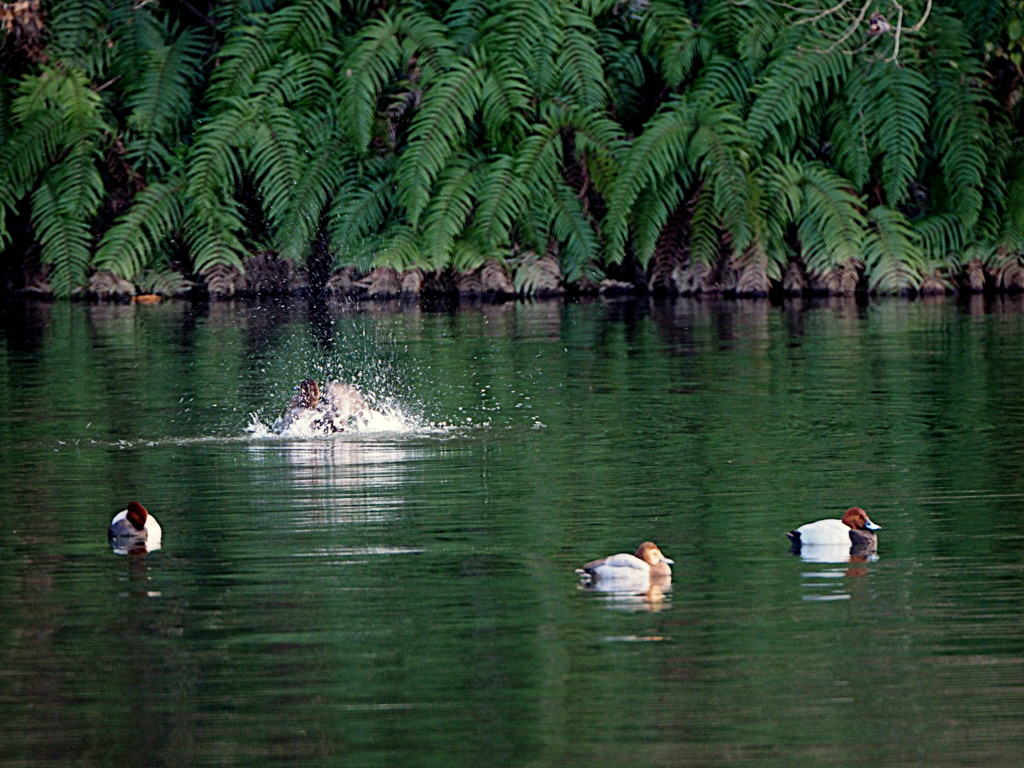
[1,296,1023,767]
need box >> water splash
[246,394,449,439]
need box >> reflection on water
[581,575,673,613]
[3,296,1024,767]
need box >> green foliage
[1,0,1024,297]
[94,180,185,280]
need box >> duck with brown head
[108,501,162,553]
[273,378,369,435]
[787,506,881,552]
[576,541,674,591]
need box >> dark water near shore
[1,295,1023,767]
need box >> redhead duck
[787,507,880,550]
[273,378,369,435]
[577,542,674,589]
[108,501,162,552]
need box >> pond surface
[1,295,1023,767]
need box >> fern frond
[126,26,209,172]
[264,0,339,53]
[689,187,721,268]
[863,206,923,293]
[557,8,609,110]
[638,1,709,89]
[421,154,481,268]
[328,165,395,262]
[932,70,989,229]
[690,56,753,111]
[604,95,695,263]
[483,0,561,96]
[914,214,966,265]
[397,51,486,224]
[689,104,753,252]
[342,10,454,151]
[375,223,423,271]
[45,0,111,76]
[31,146,103,296]
[748,49,849,153]
[632,175,688,264]
[95,180,185,280]
[796,161,866,276]
[445,0,489,50]
[186,101,249,213]
[597,27,645,123]
[248,105,301,234]
[186,202,248,274]
[0,109,70,201]
[275,118,354,263]
[207,19,277,103]
[480,52,532,148]
[870,63,929,206]
[566,109,626,196]
[550,181,601,283]
[475,153,530,248]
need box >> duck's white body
[792,518,860,545]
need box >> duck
[108,501,162,552]
[786,506,880,549]
[576,541,674,590]
[273,378,369,435]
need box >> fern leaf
[689,187,721,268]
[126,26,209,172]
[207,19,277,104]
[550,181,601,283]
[932,70,989,229]
[421,154,480,269]
[480,52,532,148]
[632,175,687,264]
[264,0,339,53]
[375,223,423,271]
[796,161,866,276]
[275,118,354,263]
[689,104,753,253]
[328,166,395,264]
[557,8,609,110]
[248,105,301,235]
[638,1,709,89]
[748,49,849,153]
[95,180,185,280]
[0,109,69,201]
[31,148,103,296]
[475,153,530,249]
[397,51,485,225]
[871,63,929,206]
[186,202,248,274]
[604,95,695,263]
[863,206,923,293]
[914,214,965,265]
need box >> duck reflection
[580,575,673,612]
[797,547,877,601]
[792,540,878,564]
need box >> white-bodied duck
[576,541,674,591]
[108,501,162,553]
[787,506,881,551]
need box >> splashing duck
[273,378,369,435]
